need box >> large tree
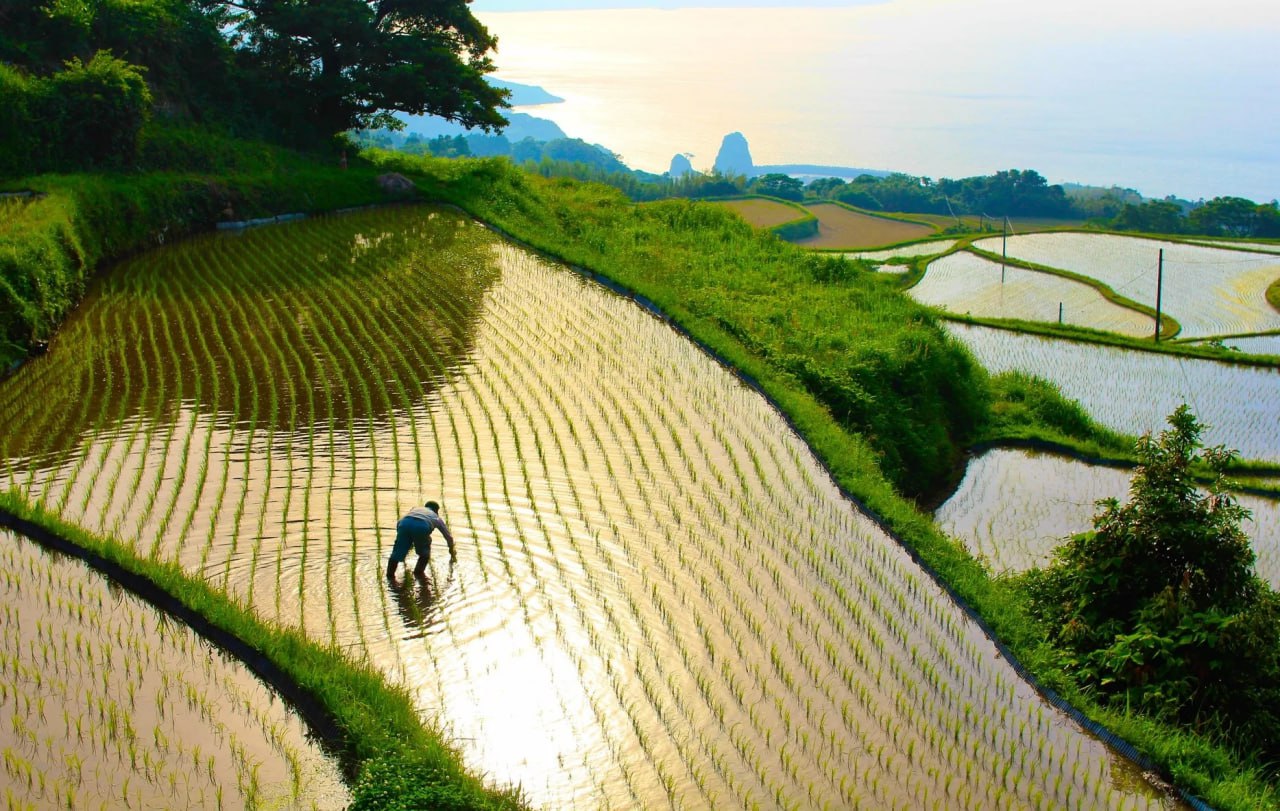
[210,0,508,136]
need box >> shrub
[1022,405,1280,764]
[0,51,151,178]
[40,51,152,171]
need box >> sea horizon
[476,2,1279,202]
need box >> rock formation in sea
[669,153,695,178]
[713,132,754,176]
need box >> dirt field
[793,203,936,249]
[713,197,808,229]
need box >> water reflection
[0,206,501,468]
[390,559,455,639]
[937,446,1280,586]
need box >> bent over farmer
[387,500,455,579]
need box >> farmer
[386,500,455,579]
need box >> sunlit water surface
[0,207,1187,809]
[936,448,1280,586]
[477,1,1280,200]
[0,529,348,810]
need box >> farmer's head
[425,500,440,512]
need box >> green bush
[40,51,152,171]
[0,51,152,177]
[0,65,38,178]
[1021,405,1280,767]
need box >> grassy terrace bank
[1,147,1276,808]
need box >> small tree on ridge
[1023,405,1280,756]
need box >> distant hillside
[490,79,564,106]
[396,111,567,142]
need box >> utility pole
[1001,216,1008,284]
[1154,249,1164,341]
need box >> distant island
[490,78,565,106]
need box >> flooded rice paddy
[948,322,1280,463]
[911,252,1154,337]
[0,528,348,810]
[841,239,959,262]
[935,448,1280,587]
[0,206,1187,808]
[971,233,1280,339]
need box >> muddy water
[0,529,348,810]
[936,447,1280,587]
[0,206,1187,808]
[948,322,1280,463]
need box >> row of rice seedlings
[504,264,972,803]
[175,243,245,578]
[41,294,127,514]
[468,264,759,804]
[972,232,1280,338]
[0,530,348,809]
[910,251,1153,336]
[201,244,267,599]
[425,283,637,792]
[947,321,1280,462]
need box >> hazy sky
[472,1,886,8]
[470,0,1279,199]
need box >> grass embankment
[369,152,1276,809]
[1269,277,1280,313]
[0,494,526,811]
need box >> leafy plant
[1022,404,1280,763]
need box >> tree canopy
[0,0,509,168]
[208,0,508,136]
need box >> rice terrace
[0,204,1210,809]
[3,0,1280,809]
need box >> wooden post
[1154,249,1164,341]
[1058,302,1063,324]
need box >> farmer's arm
[434,515,456,556]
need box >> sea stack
[713,132,753,176]
[669,153,695,178]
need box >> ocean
[476,1,1280,201]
